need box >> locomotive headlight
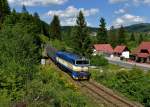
[81,67,88,71]
[75,77,78,79]
[72,75,78,80]
[83,67,88,71]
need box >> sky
[8,0,150,28]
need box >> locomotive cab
[72,59,91,80]
[74,59,90,72]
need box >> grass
[90,64,129,74]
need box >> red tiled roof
[132,42,150,57]
[137,53,149,58]
[136,42,150,53]
[114,45,127,53]
[94,44,113,53]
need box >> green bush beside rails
[91,67,150,107]
[90,55,108,66]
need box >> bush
[90,55,108,66]
[25,65,88,107]
[92,67,150,106]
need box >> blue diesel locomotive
[46,45,91,80]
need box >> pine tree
[49,15,61,40]
[108,26,117,47]
[0,0,2,14]
[0,0,3,24]
[0,0,10,23]
[130,32,135,41]
[33,12,43,34]
[138,33,143,44]
[12,8,16,14]
[34,12,40,19]
[117,25,126,45]
[22,5,28,13]
[3,0,10,15]
[97,17,107,43]
[71,11,91,57]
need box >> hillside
[124,23,150,32]
[61,26,98,32]
[62,23,150,33]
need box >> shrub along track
[77,80,143,107]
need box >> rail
[78,81,141,107]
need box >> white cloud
[8,0,67,6]
[61,18,76,26]
[124,3,130,7]
[47,6,99,26]
[114,8,126,14]
[132,0,143,6]
[113,13,145,27]
[47,6,99,18]
[133,0,140,3]
[132,0,150,5]
[109,0,150,5]
[60,17,91,26]
[109,0,128,4]
[144,0,150,4]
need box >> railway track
[78,80,141,107]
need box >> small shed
[93,44,114,57]
[114,45,130,58]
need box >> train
[46,45,91,80]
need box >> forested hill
[62,23,150,33]
[124,23,150,32]
[61,26,99,32]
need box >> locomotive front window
[76,60,89,65]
